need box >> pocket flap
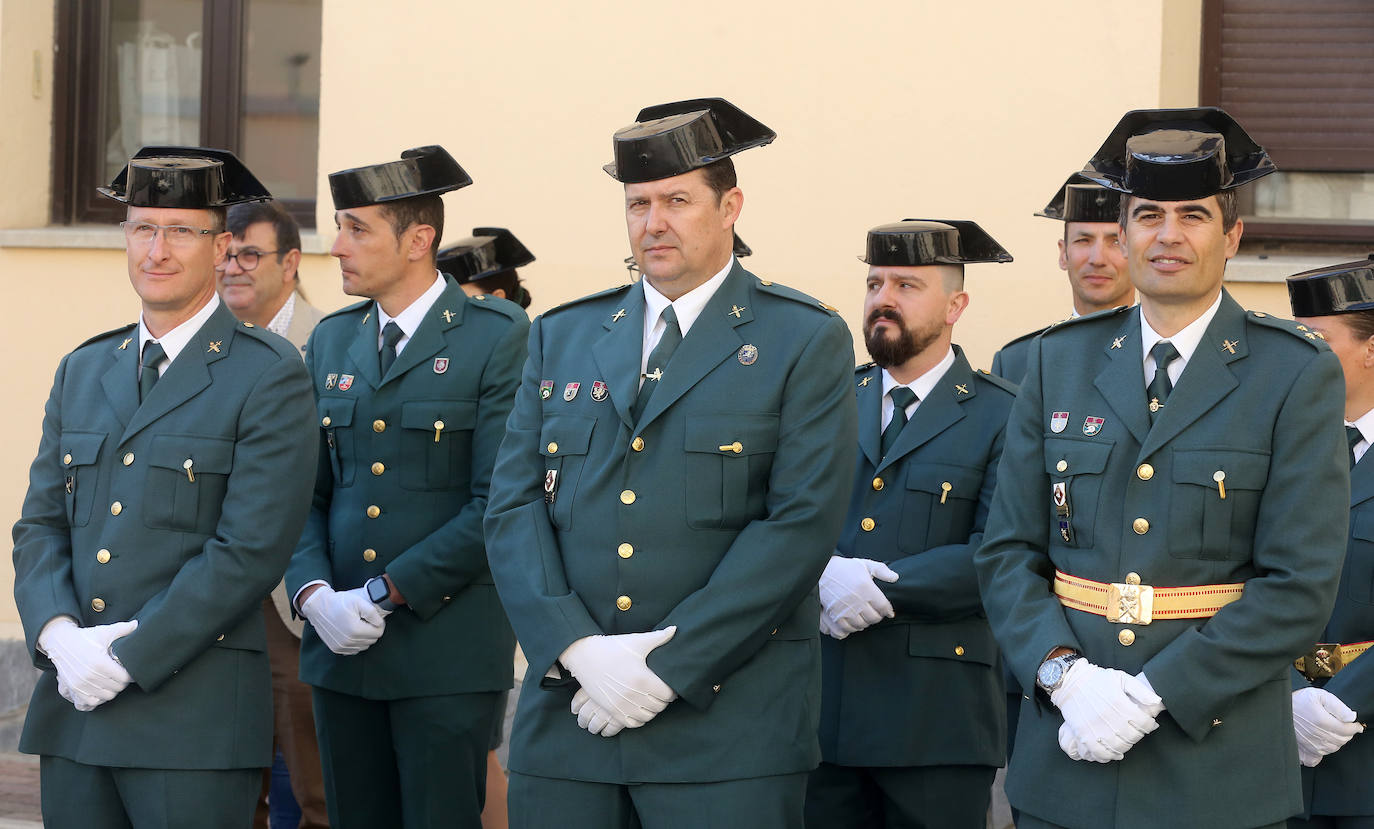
[1352,510,1374,542]
[317,397,355,428]
[906,619,998,667]
[1172,449,1270,490]
[904,462,984,497]
[148,435,235,474]
[1044,438,1112,476]
[401,399,477,432]
[540,415,596,458]
[61,432,106,468]
[684,413,780,456]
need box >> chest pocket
[897,462,985,554]
[541,415,596,531]
[400,399,477,491]
[1168,449,1270,560]
[1343,507,1374,605]
[318,397,356,486]
[144,435,235,534]
[61,432,106,528]
[683,413,779,530]
[1045,438,1113,549]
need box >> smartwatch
[1035,652,1083,694]
[365,576,398,612]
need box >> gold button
[1125,572,1141,585]
[122,452,135,466]
[1118,629,1136,646]
[861,517,876,532]
[96,549,111,564]
[321,416,332,427]
[372,419,386,433]
[363,548,377,562]
[434,420,445,431]
[616,596,632,611]
[367,505,381,519]
[547,442,559,454]
[371,462,385,476]
[620,490,636,505]
[1056,460,1068,473]
[110,501,122,516]
[63,453,73,465]
[1137,463,1154,481]
[217,634,225,641]
[872,477,884,491]
[1254,312,1267,318]
[1132,518,1149,535]
[618,543,634,559]
[954,645,966,656]
[91,598,106,612]
[631,436,645,452]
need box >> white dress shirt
[879,347,955,431]
[376,271,447,355]
[137,293,222,379]
[1349,407,1374,464]
[1140,291,1223,388]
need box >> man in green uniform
[286,146,528,829]
[806,219,1015,828]
[12,147,318,828]
[992,176,1133,384]
[975,109,1350,829]
[484,98,857,828]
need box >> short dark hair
[227,200,301,262]
[207,206,227,233]
[699,158,737,203]
[469,269,532,308]
[379,194,444,262]
[1119,189,1240,233]
[1342,310,1374,343]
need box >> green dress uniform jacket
[974,292,1350,829]
[989,326,1042,385]
[1297,449,1374,820]
[484,262,857,784]
[819,348,1012,769]
[13,303,318,769]
[286,277,528,699]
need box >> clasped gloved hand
[1293,687,1363,767]
[561,627,677,734]
[301,585,388,656]
[38,616,138,712]
[818,556,899,639]
[1052,661,1162,762]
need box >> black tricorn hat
[624,230,752,273]
[1287,255,1374,317]
[329,146,472,210]
[436,227,535,285]
[863,220,1013,267]
[1080,107,1276,200]
[99,146,272,207]
[1036,175,1120,223]
[604,98,775,183]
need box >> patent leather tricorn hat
[604,98,775,183]
[329,145,472,210]
[863,220,1013,267]
[1287,255,1374,317]
[1080,107,1276,200]
[1036,175,1120,223]
[99,146,272,207]
[437,227,535,285]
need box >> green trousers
[40,755,259,829]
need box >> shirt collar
[377,271,446,347]
[1349,407,1374,447]
[266,291,297,338]
[642,256,734,338]
[138,293,220,367]
[1140,291,1223,371]
[881,346,956,403]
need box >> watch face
[1038,659,1065,689]
[367,578,388,604]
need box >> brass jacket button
[618,543,634,559]
[954,645,965,656]
[96,549,111,564]
[91,598,106,612]
[110,501,122,516]
[63,453,73,465]
[547,442,558,454]
[1137,463,1154,481]
[123,452,135,466]
[872,478,884,491]
[372,419,386,433]
[367,505,381,519]
[616,596,632,611]
[371,462,385,476]
[1132,518,1149,535]
[1056,460,1068,473]
[1118,629,1136,646]
[631,436,645,452]
[620,490,636,505]
[363,548,377,562]
[860,517,875,532]
[321,416,332,427]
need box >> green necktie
[633,305,682,422]
[881,386,917,458]
[139,341,165,403]
[379,321,404,377]
[1348,425,1363,469]
[1146,341,1180,421]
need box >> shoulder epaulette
[855,362,877,374]
[75,322,137,352]
[1246,310,1330,348]
[544,283,634,316]
[465,292,527,323]
[998,323,1054,351]
[974,368,1019,395]
[320,298,373,323]
[754,277,841,317]
[1040,305,1132,338]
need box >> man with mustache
[806,220,1015,829]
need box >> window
[1200,0,1374,244]
[52,0,321,228]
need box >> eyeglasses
[222,249,280,271]
[120,221,217,247]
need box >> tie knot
[141,340,165,369]
[1150,340,1180,369]
[889,386,917,410]
[660,305,679,326]
[381,321,404,348]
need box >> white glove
[301,585,388,656]
[819,556,899,637]
[559,627,677,731]
[571,688,625,738]
[1056,672,1166,762]
[1051,660,1161,762]
[37,617,137,712]
[818,612,844,639]
[1293,687,1363,767]
[1058,721,1084,761]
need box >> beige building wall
[0,0,1296,634]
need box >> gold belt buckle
[1301,644,1344,679]
[1105,578,1154,625]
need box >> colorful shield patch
[1050,411,1069,433]
[1082,417,1104,436]
[539,380,554,400]
[338,374,354,391]
[591,381,608,401]
[563,382,580,402]
[433,358,449,374]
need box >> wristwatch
[365,576,398,612]
[1035,652,1083,694]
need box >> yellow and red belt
[1296,641,1373,681]
[1053,570,1245,625]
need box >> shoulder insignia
[998,324,1053,350]
[1040,305,1132,339]
[1246,309,1329,349]
[545,283,634,316]
[754,278,839,315]
[465,292,526,323]
[320,298,373,323]
[76,322,138,352]
[855,362,877,374]
[974,369,1019,395]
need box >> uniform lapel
[119,304,235,445]
[1137,293,1246,460]
[344,303,383,391]
[878,347,972,473]
[1091,310,1150,447]
[635,265,751,428]
[100,328,140,430]
[382,281,466,386]
[590,282,645,430]
[856,365,883,469]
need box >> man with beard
[806,220,1015,828]
[992,176,1132,383]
